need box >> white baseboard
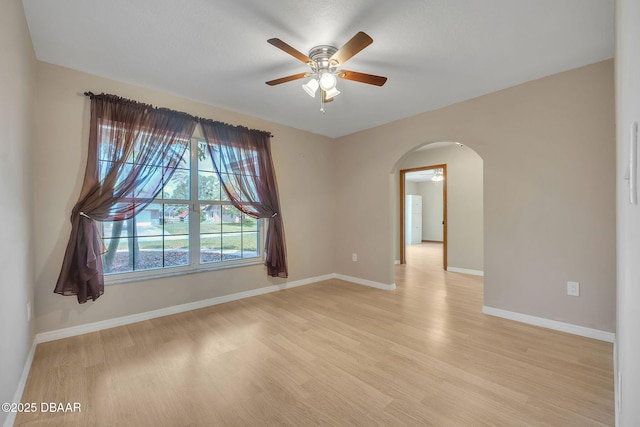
[3,339,37,427]
[394,260,400,265]
[447,267,484,276]
[614,338,620,424]
[482,306,615,343]
[35,273,395,344]
[13,271,393,422]
[35,274,334,344]
[332,274,396,291]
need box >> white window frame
[103,136,264,285]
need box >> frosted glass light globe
[319,72,337,91]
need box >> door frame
[399,164,447,269]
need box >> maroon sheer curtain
[55,94,197,303]
[200,120,288,278]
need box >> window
[99,138,263,281]
[56,93,285,304]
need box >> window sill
[104,259,264,285]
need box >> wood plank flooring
[15,243,614,426]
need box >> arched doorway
[400,164,447,269]
[393,141,484,276]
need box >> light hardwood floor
[15,243,614,426]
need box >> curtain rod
[82,91,273,138]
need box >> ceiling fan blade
[338,70,387,86]
[267,38,311,63]
[329,31,373,66]
[266,72,309,86]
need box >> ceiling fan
[265,31,387,111]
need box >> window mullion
[190,139,199,268]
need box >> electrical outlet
[352,253,358,262]
[567,281,580,296]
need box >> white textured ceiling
[22,0,613,138]
[406,170,437,183]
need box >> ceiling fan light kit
[266,32,387,112]
[302,79,319,97]
[319,71,337,91]
[324,86,340,99]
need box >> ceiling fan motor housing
[308,45,339,73]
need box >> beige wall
[33,62,336,333]
[404,181,418,195]
[0,0,36,422]
[397,144,483,270]
[31,59,615,337]
[335,60,615,332]
[418,181,444,242]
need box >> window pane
[161,142,190,199]
[241,213,259,258]
[135,236,163,270]
[98,160,114,182]
[242,232,259,258]
[133,203,163,272]
[98,138,116,161]
[242,214,258,232]
[163,168,190,199]
[132,166,163,199]
[101,204,163,274]
[198,171,221,201]
[101,219,128,240]
[167,141,190,170]
[165,238,189,267]
[102,217,141,274]
[200,204,221,232]
[221,205,241,232]
[198,141,216,172]
[163,205,190,233]
[136,203,164,235]
[102,237,133,274]
[218,174,231,201]
[221,233,242,261]
[164,204,189,267]
[200,204,220,264]
[200,234,222,263]
[234,151,259,177]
